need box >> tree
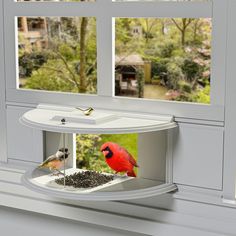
[171,18,194,46]
[79,16,89,93]
[20,15,97,94]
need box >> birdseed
[55,171,114,188]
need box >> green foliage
[115,17,212,103]
[194,85,210,104]
[58,44,75,60]
[76,134,138,174]
[19,17,97,94]
[24,59,79,92]
[19,51,49,77]
[159,41,176,58]
[137,67,145,98]
[178,80,192,93]
[166,61,184,90]
[76,134,102,171]
[182,58,201,82]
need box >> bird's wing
[39,154,58,167]
[119,146,139,167]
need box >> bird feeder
[20,104,177,201]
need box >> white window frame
[223,0,236,202]
[3,0,227,121]
[0,1,7,163]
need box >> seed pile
[55,171,114,188]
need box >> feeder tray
[55,171,114,188]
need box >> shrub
[166,61,184,89]
[182,58,201,82]
[19,51,49,77]
[178,80,192,93]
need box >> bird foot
[51,171,65,176]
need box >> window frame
[3,0,227,121]
[0,0,7,163]
[223,0,236,202]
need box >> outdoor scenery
[115,18,212,104]
[17,16,97,94]
[76,134,138,174]
[17,15,211,172]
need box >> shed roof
[115,54,144,66]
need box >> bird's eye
[101,146,107,152]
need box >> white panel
[210,0,228,106]
[138,131,167,182]
[173,123,224,190]
[0,207,139,236]
[7,106,43,163]
[0,0,7,163]
[223,0,236,201]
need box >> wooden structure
[115,54,151,95]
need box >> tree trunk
[79,17,89,93]
[181,28,186,46]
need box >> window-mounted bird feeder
[20,104,178,201]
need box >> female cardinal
[100,142,138,177]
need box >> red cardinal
[100,142,139,177]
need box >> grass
[100,133,138,160]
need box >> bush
[166,61,184,89]
[151,58,168,78]
[194,85,210,104]
[76,134,103,171]
[182,58,201,82]
[159,41,176,58]
[19,51,49,77]
[177,80,192,93]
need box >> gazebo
[115,54,151,95]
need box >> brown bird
[38,148,70,175]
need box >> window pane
[17,17,97,94]
[76,134,138,174]
[115,18,212,104]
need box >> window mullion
[0,0,7,163]
[97,15,114,97]
[210,0,227,106]
[110,1,212,18]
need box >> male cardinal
[100,142,139,177]
[38,148,70,175]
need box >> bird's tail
[127,170,136,177]
[37,162,45,169]
[37,164,43,168]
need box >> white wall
[0,206,142,236]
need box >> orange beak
[102,150,109,156]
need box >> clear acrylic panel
[17,16,97,94]
[115,17,212,104]
[76,133,138,173]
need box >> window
[17,16,97,94]
[3,0,227,120]
[115,17,212,104]
[76,133,137,173]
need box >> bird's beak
[102,150,109,156]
